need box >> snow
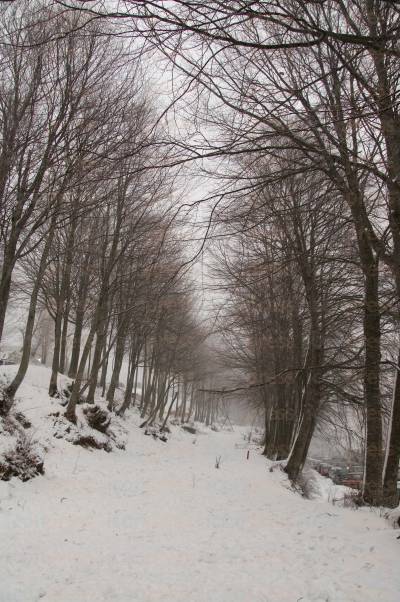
[299,467,356,504]
[1,365,400,602]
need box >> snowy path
[1,425,399,602]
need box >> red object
[341,474,362,490]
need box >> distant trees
[0,2,218,432]
[213,164,361,466]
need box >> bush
[144,425,168,442]
[82,404,111,433]
[0,434,44,482]
[0,414,18,436]
[14,411,32,429]
[0,376,13,417]
[341,490,364,509]
[51,405,127,452]
[73,434,112,452]
[182,425,197,435]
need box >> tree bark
[106,320,127,410]
[68,254,90,378]
[86,292,109,403]
[383,348,400,507]
[6,226,55,402]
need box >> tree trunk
[362,262,383,505]
[286,303,322,482]
[49,285,63,399]
[100,321,113,397]
[383,348,400,507]
[86,292,109,403]
[68,256,90,378]
[106,322,127,410]
[117,345,139,417]
[58,210,78,373]
[7,227,55,402]
[0,233,19,346]
[65,278,112,422]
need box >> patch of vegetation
[0,434,44,482]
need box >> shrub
[182,425,197,435]
[0,376,13,417]
[0,434,44,482]
[14,411,32,429]
[341,489,364,509]
[73,434,112,452]
[82,404,111,433]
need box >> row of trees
[190,1,400,507]
[213,163,396,497]
[66,0,400,506]
[3,1,399,505]
[0,3,218,429]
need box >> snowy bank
[0,364,399,602]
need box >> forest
[0,3,400,601]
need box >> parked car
[329,467,348,485]
[341,472,363,490]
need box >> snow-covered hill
[0,365,399,602]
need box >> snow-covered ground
[1,365,399,602]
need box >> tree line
[61,0,400,507]
[0,2,219,432]
[2,1,400,506]
[157,0,400,507]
